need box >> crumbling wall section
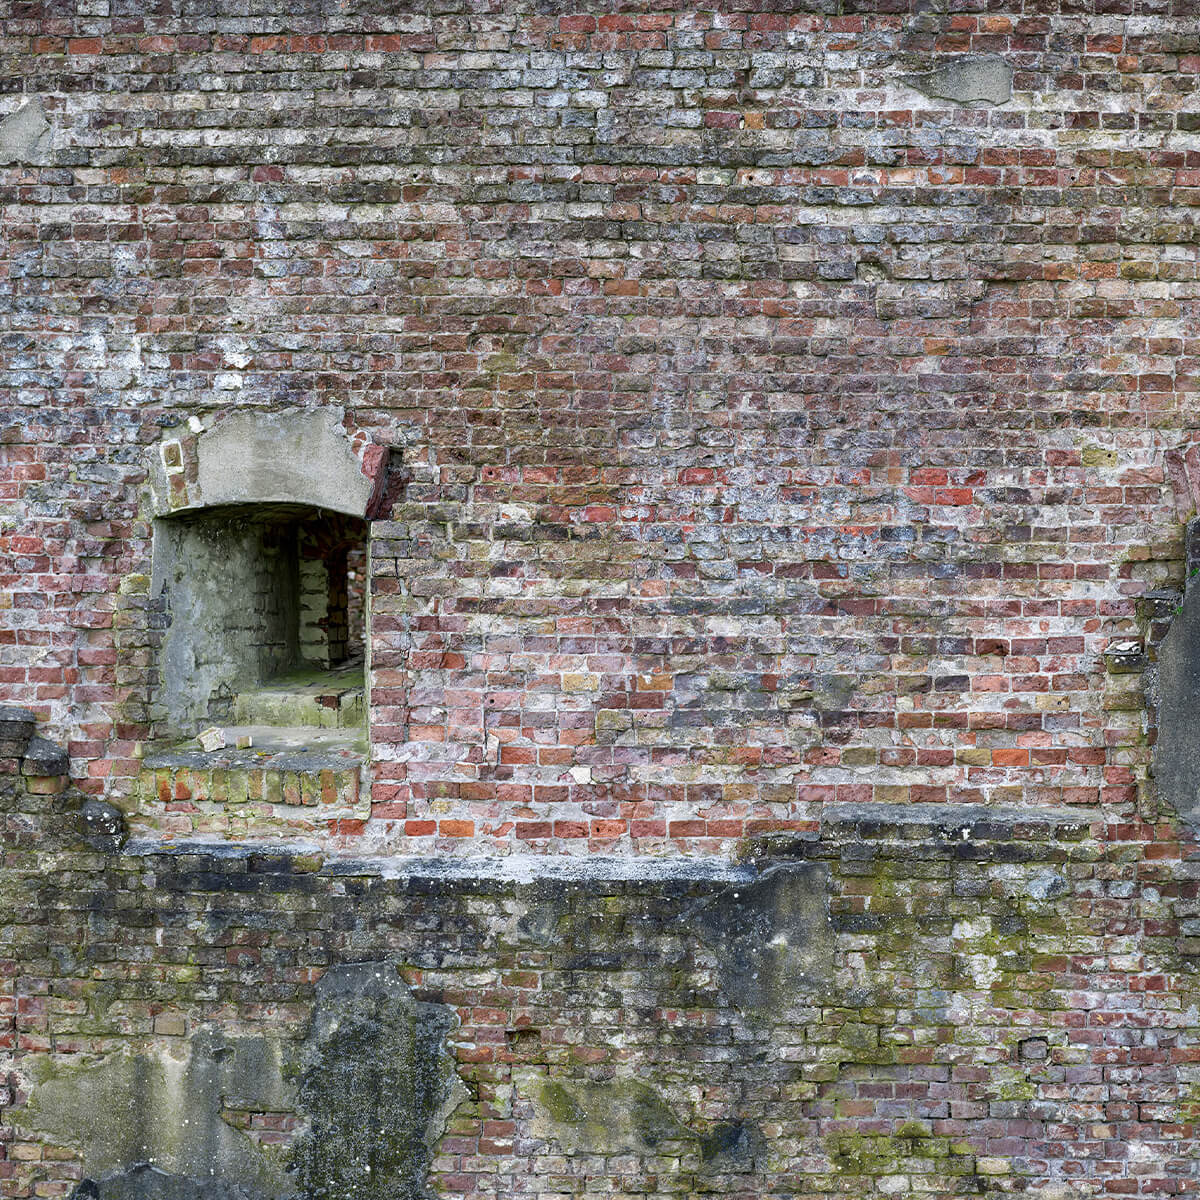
[3,746,1200,1198]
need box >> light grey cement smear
[0,98,50,164]
[905,56,1012,105]
[121,801,1096,883]
[17,1032,294,1198]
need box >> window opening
[151,502,368,752]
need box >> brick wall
[3,751,1199,1198]
[3,4,1200,1197]
[2,4,1198,851]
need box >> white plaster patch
[952,917,991,941]
[963,953,1001,989]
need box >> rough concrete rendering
[20,1031,295,1198]
[0,99,48,168]
[3,3,1200,1198]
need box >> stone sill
[144,724,366,769]
[139,726,365,813]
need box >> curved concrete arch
[148,408,390,520]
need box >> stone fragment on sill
[1104,645,1146,674]
[197,726,226,752]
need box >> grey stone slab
[904,56,1012,105]
[0,98,50,165]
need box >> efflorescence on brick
[2,3,1200,1196]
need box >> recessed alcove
[137,410,391,822]
[151,503,368,749]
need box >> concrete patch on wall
[16,1031,294,1199]
[1151,544,1200,828]
[287,962,468,1200]
[517,1072,693,1155]
[686,862,833,1015]
[903,56,1012,105]
[0,98,50,164]
[16,967,466,1200]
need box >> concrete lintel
[148,408,390,520]
[121,839,759,885]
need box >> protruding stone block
[22,734,68,777]
[0,705,36,759]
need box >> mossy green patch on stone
[824,1128,976,1178]
[287,961,468,1200]
[987,1070,1036,1102]
[517,1071,693,1156]
[539,1081,587,1124]
[1081,444,1118,468]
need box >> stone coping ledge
[787,801,1100,838]
[121,839,758,884]
[119,804,1102,882]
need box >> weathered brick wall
[3,759,1199,1199]
[0,3,1197,851]
[4,4,1200,1198]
